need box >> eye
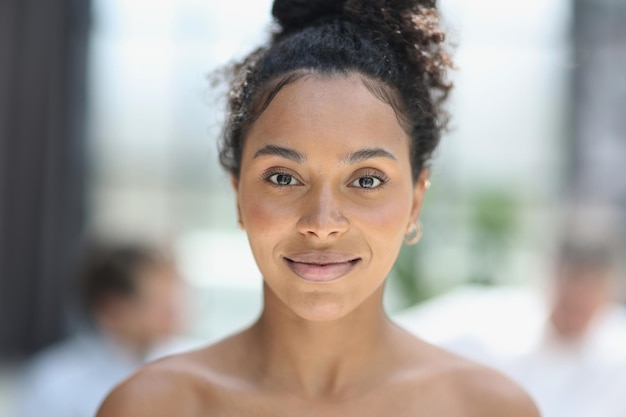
[268,173,301,186]
[350,176,383,189]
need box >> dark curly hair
[219,0,453,182]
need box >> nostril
[296,188,350,238]
[297,214,349,239]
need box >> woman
[98,0,540,415]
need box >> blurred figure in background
[503,236,626,417]
[12,243,185,417]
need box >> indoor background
[1,0,625,414]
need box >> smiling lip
[284,253,361,283]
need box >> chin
[263,273,382,322]
[284,291,357,322]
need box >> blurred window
[87,0,572,340]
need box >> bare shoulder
[96,354,204,417]
[97,331,257,417]
[388,328,539,416]
[455,363,540,417]
[399,337,540,417]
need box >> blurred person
[13,243,185,417]
[96,1,538,416]
[501,237,626,417]
[548,239,621,342]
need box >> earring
[404,221,423,245]
[424,179,431,189]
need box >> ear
[230,176,244,230]
[408,169,430,226]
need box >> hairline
[234,69,416,178]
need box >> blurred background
[1,0,625,416]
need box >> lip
[283,252,361,283]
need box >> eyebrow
[251,145,396,164]
[253,145,306,163]
[341,148,397,164]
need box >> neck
[97,325,151,361]
[547,312,589,348]
[248,284,398,398]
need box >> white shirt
[12,331,143,417]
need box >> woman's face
[235,74,427,321]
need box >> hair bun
[272,0,346,31]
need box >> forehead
[245,74,410,155]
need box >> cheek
[353,191,413,239]
[239,188,297,265]
[240,191,293,234]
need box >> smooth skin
[97,74,540,417]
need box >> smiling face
[234,73,427,321]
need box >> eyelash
[350,170,389,192]
[260,168,389,191]
[261,168,301,188]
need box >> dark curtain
[571,0,626,208]
[0,0,90,357]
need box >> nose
[297,185,349,240]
